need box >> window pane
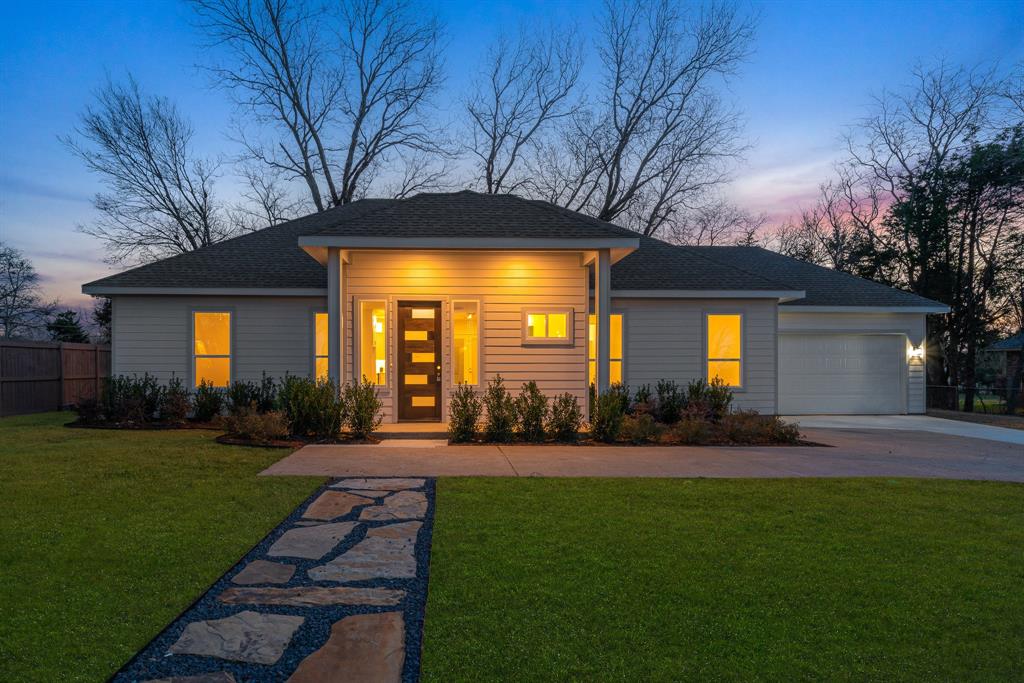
[587,315,596,359]
[610,314,622,359]
[610,360,622,385]
[360,301,386,385]
[195,357,230,387]
[315,313,328,357]
[527,313,547,338]
[588,314,623,360]
[708,360,741,387]
[454,302,479,384]
[194,312,230,355]
[707,314,741,359]
[588,360,596,386]
[548,313,568,338]
[315,357,329,382]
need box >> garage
[779,334,906,414]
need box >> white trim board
[82,286,329,297]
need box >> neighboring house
[988,332,1024,393]
[82,191,948,421]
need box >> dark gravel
[112,478,436,683]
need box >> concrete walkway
[262,427,1024,483]
[785,414,1024,445]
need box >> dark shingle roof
[82,191,946,311]
[306,190,640,239]
[990,331,1024,351]
[683,246,946,308]
[83,199,392,290]
[609,237,792,291]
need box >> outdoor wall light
[908,345,925,360]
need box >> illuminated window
[453,301,479,385]
[314,312,329,381]
[193,311,230,387]
[707,314,742,387]
[523,309,572,344]
[360,301,387,385]
[588,313,623,386]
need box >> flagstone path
[114,478,433,683]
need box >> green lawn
[0,412,320,682]
[422,478,1024,681]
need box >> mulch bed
[215,434,380,449]
[65,419,221,431]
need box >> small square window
[523,309,573,345]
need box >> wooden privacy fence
[0,339,111,417]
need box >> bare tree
[0,243,55,339]
[62,77,229,264]
[528,0,754,237]
[663,199,766,246]
[465,28,581,193]
[228,165,304,232]
[383,151,452,199]
[193,0,445,209]
[1004,62,1024,117]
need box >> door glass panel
[411,308,435,319]
[405,330,428,341]
[360,301,386,385]
[411,396,436,407]
[412,352,435,363]
[404,374,428,385]
[454,301,479,384]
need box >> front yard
[0,412,321,681]
[422,477,1024,681]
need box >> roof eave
[82,285,328,297]
[608,289,806,301]
[780,304,950,314]
[298,236,640,264]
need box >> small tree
[0,243,54,339]
[46,310,91,343]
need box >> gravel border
[113,478,436,682]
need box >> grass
[0,412,321,682]
[422,477,1024,681]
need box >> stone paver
[218,585,404,607]
[302,490,371,520]
[231,559,295,585]
[267,522,357,560]
[331,477,425,490]
[359,490,427,521]
[168,610,304,665]
[346,489,390,497]
[144,675,237,683]
[309,521,421,582]
[287,612,405,683]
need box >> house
[987,331,1024,395]
[82,191,948,422]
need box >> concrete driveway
[262,423,1024,482]
[785,415,1024,446]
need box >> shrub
[621,413,663,444]
[193,379,224,422]
[684,378,733,421]
[720,411,800,444]
[104,374,162,423]
[591,388,626,443]
[655,379,684,424]
[160,376,191,423]
[546,392,583,442]
[278,375,344,439]
[516,381,548,442]
[669,418,711,445]
[632,384,653,415]
[483,375,517,443]
[255,373,277,413]
[448,384,482,443]
[343,378,383,439]
[221,408,291,442]
[608,382,631,414]
[74,397,104,424]
[227,380,260,416]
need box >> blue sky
[1,0,1022,306]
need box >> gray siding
[111,295,326,384]
[613,298,779,414]
[778,310,928,414]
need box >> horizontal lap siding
[112,296,325,383]
[615,298,778,414]
[345,251,588,423]
[779,310,927,414]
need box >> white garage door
[779,334,905,414]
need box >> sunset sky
[1,0,1022,307]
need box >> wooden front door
[397,301,442,421]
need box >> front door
[397,301,442,421]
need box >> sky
[1,0,1022,308]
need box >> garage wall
[111,295,326,384]
[613,298,778,414]
[778,310,927,414]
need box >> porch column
[594,248,612,395]
[327,248,344,389]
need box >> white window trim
[355,297,390,390]
[521,308,574,346]
[704,312,744,390]
[451,299,482,387]
[190,309,233,388]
